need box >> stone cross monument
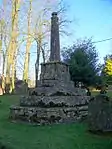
[10,12,90,125]
[50,12,60,61]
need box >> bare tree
[0,0,12,92]
[23,0,33,83]
[5,0,20,93]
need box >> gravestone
[88,94,112,132]
[108,85,112,91]
[14,80,28,95]
[9,12,90,125]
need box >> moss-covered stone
[88,94,112,132]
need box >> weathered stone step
[20,95,90,107]
[10,106,88,125]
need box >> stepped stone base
[9,61,90,125]
[10,105,88,125]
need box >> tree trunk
[41,46,45,63]
[5,42,12,93]
[35,40,41,87]
[1,52,5,93]
[10,57,16,93]
[5,0,20,93]
[11,0,20,93]
[0,41,2,53]
[23,0,32,83]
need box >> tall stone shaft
[50,12,60,61]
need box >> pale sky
[0,0,112,79]
[62,0,112,63]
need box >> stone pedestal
[34,62,84,96]
[10,61,90,125]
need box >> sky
[62,0,112,63]
[0,0,112,79]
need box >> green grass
[0,95,112,149]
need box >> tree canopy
[62,38,101,86]
[101,54,112,85]
[103,54,112,76]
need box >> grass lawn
[0,95,112,149]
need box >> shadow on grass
[88,130,112,138]
[0,142,12,149]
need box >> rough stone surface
[50,12,60,61]
[20,96,89,107]
[14,80,28,95]
[10,63,90,124]
[10,106,88,125]
[34,62,87,97]
[88,94,112,132]
[9,12,90,125]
